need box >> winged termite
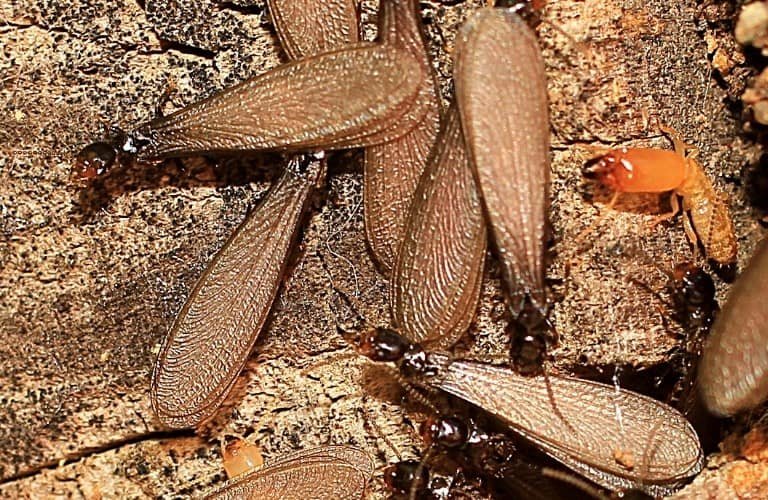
[363,0,441,273]
[357,328,703,496]
[266,0,359,60]
[151,156,323,428]
[204,444,373,499]
[72,0,428,179]
[454,8,553,369]
[699,237,768,416]
[391,105,486,349]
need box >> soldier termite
[582,125,738,272]
[364,0,441,274]
[356,327,704,496]
[147,0,370,429]
[203,444,373,499]
[72,0,429,179]
[391,105,487,349]
[453,8,553,373]
[699,237,768,417]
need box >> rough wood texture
[1,0,766,497]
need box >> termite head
[73,128,151,181]
[74,141,119,180]
[221,435,263,479]
[356,327,411,362]
[420,415,470,450]
[583,149,634,192]
[672,263,716,310]
[495,1,546,26]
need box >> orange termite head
[582,149,635,192]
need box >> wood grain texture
[421,354,703,496]
[151,158,322,428]
[363,0,441,273]
[455,8,550,313]
[391,106,486,348]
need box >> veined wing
[392,105,486,348]
[454,8,550,312]
[151,157,322,428]
[424,354,703,496]
[363,0,441,272]
[205,445,372,500]
[267,0,359,60]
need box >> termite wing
[363,0,441,273]
[454,7,553,368]
[203,445,373,499]
[699,236,768,416]
[358,328,704,496]
[151,156,324,428]
[392,105,487,349]
[151,0,371,428]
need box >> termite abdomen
[670,262,718,332]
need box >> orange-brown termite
[583,126,737,270]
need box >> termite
[454,7,554,373]
[356,327,704,496]
[699,237,768,416]
[203,444,373,499]
[221,436,264,479]
[72,0,429,179]
[583,125,738,271]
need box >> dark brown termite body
[203,444,373,499]
[454,8,553,372]
[357,328,703,496]
[699,237,768,416]
[665,262,718,412]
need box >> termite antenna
[541,467,609,499]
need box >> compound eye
[74,142,117,180]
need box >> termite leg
[648,193,682,229]
[681,212,701,262]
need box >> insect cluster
[71,0,768,498]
